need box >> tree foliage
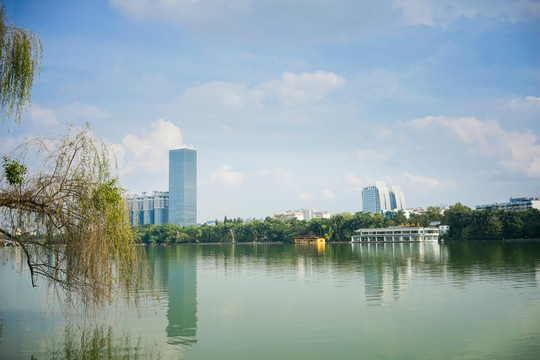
[0,4,43,124]
[442,203,540,241]
[0,127,146,307]
[134,205,540,245]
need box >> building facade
[476,197,540,212]
[390,186,406,210]
[362,181,391,213]
[126,191,169,226]
[169,148,197,227]
[362,182,406,213]
[274,209,331,222]
[351,226,439,242]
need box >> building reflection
[166,246,198,345]
[352,242,443,306]
[146,246,198,347]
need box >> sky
[1,0,540,222]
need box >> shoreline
[139,238,540,246]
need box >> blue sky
[2,0,540,222]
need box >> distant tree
[392,210,407,225]
[522,209,540,238]
[501,211,524,239]
[443,203,473,240]
[485,214,503,240]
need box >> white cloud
[298,193,314,200]
[111,0,540,42]
[345,173,363,186]
[210,165,244,186]
[356,148,392,162]
[29,104,58,127]
[272,168,296,189]
[109,0,250,23]
[402,172,440,189]
[57,102,110,121]
[407,115,540,178]
[345,173,367,193]
[259,71,346,105]
[175,71,345,111]
[391,0,435,26]
[391,0,540,27]
[505,96,540,110]
[322,189,335,199]
[115,119,188,175]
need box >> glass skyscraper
[362,181,406,213]
[362,181,391,213]
[169,148,197,226]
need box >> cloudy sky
[2,0,539,222]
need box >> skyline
[1,1,539,222]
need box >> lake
[1,241,540,359]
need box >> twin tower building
[362,181,406,214]
[126,149,197,227]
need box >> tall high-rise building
[389,186,406,211]
[169,148,197,226]
[362,182,406,213]
[362,181,391,213]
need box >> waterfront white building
[351,226,440,242]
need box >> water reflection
[48,324,157,360]
[351,242,445,306]
[165,247,197,345]
[2,242,540,359]
[145,246,198,347]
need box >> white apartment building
[126,191,169,226]
[274,209,331,221]
[476,197,540,211]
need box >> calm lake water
[1,241,540,359]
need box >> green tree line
[442,203,540,241]
[134,204,540,244]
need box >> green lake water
[1,241,540,359]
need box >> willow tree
[0,4,42,124]
[0,4,146,308]
[0,127,146,307]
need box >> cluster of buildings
[126,148,197,227]
[125,150,538,230]
[273,209,331,222]
[361,181,406,213]
[476,197,540,212]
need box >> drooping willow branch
[0,4,43,124]
[0,126,148,308]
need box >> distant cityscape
[127,148,197,227]
[126,149,540,227]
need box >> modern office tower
[169,148,197,227]
[390,186,406,211]
[362,181,391,213]
[126,191,169,226]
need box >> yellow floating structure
[294,235,326,244]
